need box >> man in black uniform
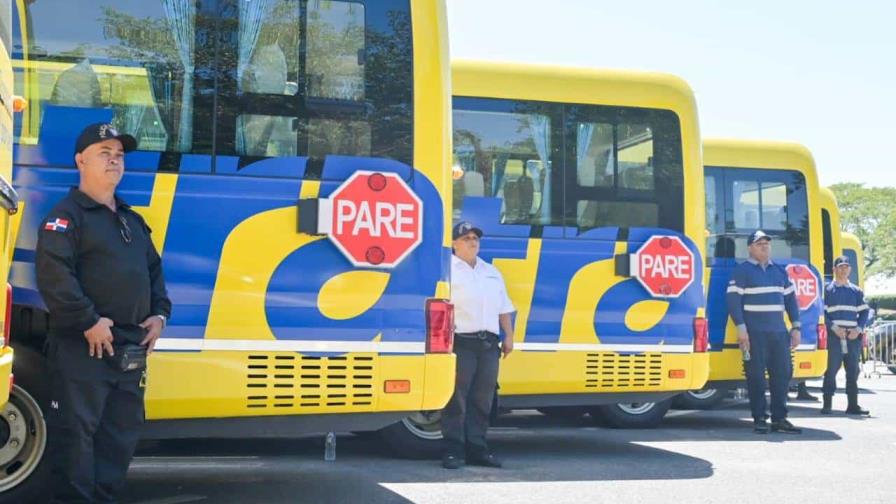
[36,123,171,503]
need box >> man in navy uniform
[726,230,802,434]
[37,123,171,502]
[821,255,870,415]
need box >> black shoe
[753,420,769,434]
[796,391,819,402]
[771,419,802,434]
[845,405,870,416]
[820,396,833,414]
[441,454,463,469]
[466,452,503,468]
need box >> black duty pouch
[105,325,149,372]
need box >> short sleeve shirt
[451,255,515,335]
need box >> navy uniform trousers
[822,336,862,397]
[744,330,793,422]
[48,335,145,504]
[441,333,500,458]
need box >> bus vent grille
[244,353,377,411]
[584,352,663,389]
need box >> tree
[829,183,896,278]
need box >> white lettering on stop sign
[794,278,817,298]
[640,254,692,279]
[335,200,416,238]
[630,235,697,298]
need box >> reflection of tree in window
[306,1,365,101]
[96,5,200,151]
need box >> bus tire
[536,406,589,420]
[378,412,443,460]
[0,384,50,503]
[672,387,729,410]
[588,398,673,429]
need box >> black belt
[456,331,498,339]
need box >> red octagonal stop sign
[319,171,423,268]
[630,235,696,298]
[785,264,819,311]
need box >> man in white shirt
[441,221,515,469]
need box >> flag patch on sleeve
[44,218,70,232]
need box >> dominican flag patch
[44,218,70,232]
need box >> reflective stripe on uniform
[744,304,785,312]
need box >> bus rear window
[13,0,414,172]
[705,167,810,261]
[452,97,685,235]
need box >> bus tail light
[693,317,708,352]
[425,299,453,354]
[3,284,11,348]
[816,324,827,350]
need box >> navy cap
[833,255,851,267]
[75,122,137,155]
[747,230,772,246]
[452,221,483,240]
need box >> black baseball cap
[833,255,851,268]
[452,221,483,240]
[74,122,137,155]
[747,230,772,246]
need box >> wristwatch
[155,314,167,328]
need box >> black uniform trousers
[743,329,793,423]
[48,334,145,504]
[442,332,500,458]
[822,336,862,397]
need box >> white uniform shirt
[451,254,515,335]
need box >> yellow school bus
[840,232,865,290]
[680,139,828,408]
[0,0,19,411]
[3,1,455,498]
[382,60,710,456]
[819,186,843,284]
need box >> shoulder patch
[44,217,71,232]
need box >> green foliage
[829,183,896,278]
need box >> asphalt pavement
[123,367,896,504]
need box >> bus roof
[702,139,819,189]
[841,231,861,251]
[451,59,698,116]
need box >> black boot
[820,395,833,415]
[796,383,819,401]
[845,394,869,416]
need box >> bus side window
[452,104,561,229]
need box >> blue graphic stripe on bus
[11,155,446,354]
[524,236,617,344]
[265,170,445,343]
[320,156,413,181]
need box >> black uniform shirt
[36,187,171,336]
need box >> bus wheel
[378,411,443,459]
[672,387,729,410]
[0,384,50,502]
[589,398,673,429]
[536,406,589,420]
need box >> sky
[447,0,896,189]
